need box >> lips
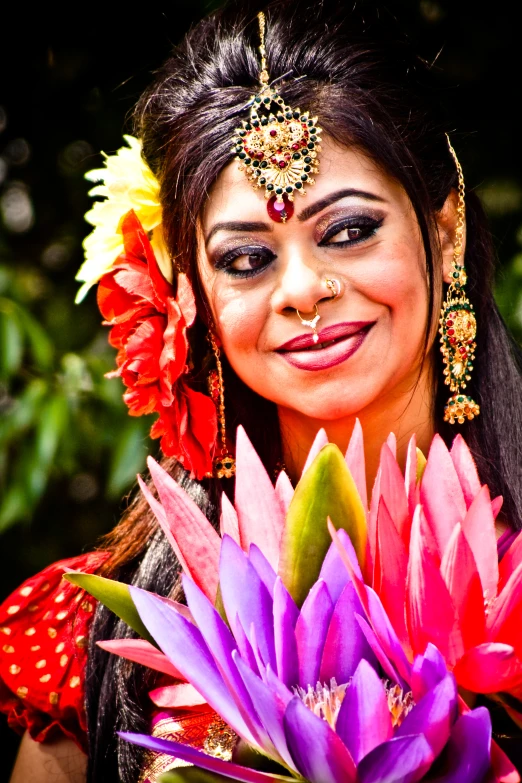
[276,320,375,372]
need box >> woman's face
[198,138,439,423]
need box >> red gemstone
[270,129,277,137]
[446,319,453,326]
[460,347,466,354]
[292,143,299,150]
[257,152,264,159]
[449,338,456,345]
[267,194,295,223]
[279,160,286,169]
[447,328,455,335]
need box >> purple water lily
[120,530,493,783]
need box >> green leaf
[0,308,24,378]
[63,572,155,644]
[106,417,149,499]
[278,444,367,607]
[0,378,47,442]
[16,306,54,370]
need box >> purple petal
[182,576,266,746]
[396,673,458,758]
[128,586,254,743]
[365,587,411,685]
[295,580,334,689]
[232,651,297,771]
[319,529,362,603]
[336,659,392,763]
[355,615,405,688]
[410,643,449,703]
[273,577,299,687]
[249,544,277,598]
[320,582,377,684]
[119,732,294,782]
[357,734,434,783]
[283,697,357,783]
[220,536,276,672]
[233,613,260,676]
[429,707,492,783]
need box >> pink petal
[498,532,522,592]
[345,419,368,512]
[420,434,466,555]
[453,643,522,693]
[148,682,207,708]
[235,426,284,569]
[146,457,220,601]
[302,429,329,475]
[367,467,381,582]
[440,523,485,650]
[374,498,409,648]
[386,431,397,457]
[450,434,481,508]
[406,507,462,664]
[405,434,419,522]
[137,474,190,575]
[490,738,521,783]
[378,444,409,547]
[491,495,504,520]
[97,638,184,679]
[221,491,240,543]
[488,562,522,651]
[461,485,499,601]
[275,470,294,517]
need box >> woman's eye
[216,246,275,278]
[320,217,383,247]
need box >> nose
[271,248,332,316]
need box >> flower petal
[146,456,220,601]
[396,672,457,758]
[220,492,240,544]
[410,643,448,703]
[461,485,499,602]
[319,528,361,603]
[275,470,294,517]
[249,544,278,599]
[374,498,409,648]
[320,582,377,684]
[378,443,409,545]
[119,733,294,782]
[336,659,392,763]
[357,734,433,783]
[295,579,334,690]
[96,638,183,679]
[449,434,481,508]
[452,642,522,693]
[273,577,299,687]
[302,429,329,475]
[429,707,491,783]
[283,697,357,783]
[128,586,255,744]
[235,426,284,569]
[148,682,206,708]
[345,418,368,512]
[420,434,466,555]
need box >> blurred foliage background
[1,0,522,770]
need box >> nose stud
[325,278,341,298]
[296,304,321,343]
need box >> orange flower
[97,210,217,478]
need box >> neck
[278,361,435,495]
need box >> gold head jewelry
[296,304,321,343]
[232,12,322,224]
[439,135,480,425]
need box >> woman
[2,1,522,781]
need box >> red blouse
[0,552,108,753]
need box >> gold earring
[439,136,480,425]
[325,278,341,298]
[208,334,236,479]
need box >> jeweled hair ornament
[232,12,322,223]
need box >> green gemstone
[263,97,270,104]
[239,130,246,137]
[310,135,317,142]
[277,115,284,123]
[255,96,262,103]
[252,160,259,167]
[304,165,311,172]
[245,158,251,165]
[304,156,312,164]
[245,123,252,130]
[295,181,303,189]
[300,115,307,121]
[267,184,274,191]
[252,120,259,127]
[301,174,308,181]
[261,118,268,126]
[293,111,300,119]
[286,186,293,193]
[457,396,464,402]
[308,120,313,127]
[285,112,292,119]
[307,142,315,150]
[260,160,268,168]
[449,400,455,405]
[292,153,300,160]
[259,177,266,184]
[276,187,283,194]
[239,152,246,159]
[310,127,317,133]
[453,272,459,278]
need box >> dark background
[1,0,522,775]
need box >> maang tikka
[439,136,480,425]
[232,12,322,223]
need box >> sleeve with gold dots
[0,551,109,753]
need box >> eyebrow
[205,220,272,244]
[204,188,386,243]
[297,188,387,222]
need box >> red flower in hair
[97,210,217,478]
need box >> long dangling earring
[439,136,480,425]
[208,334,236,479]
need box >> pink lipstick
[276,321,374,372]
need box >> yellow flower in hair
[75,135,171,303]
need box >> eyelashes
[213,214,384,278]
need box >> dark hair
[86,2,522,780]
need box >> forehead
[201,136,408,229]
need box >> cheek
[207,278,266,354]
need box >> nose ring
[325,277,341,298]
[296,304,321,343]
